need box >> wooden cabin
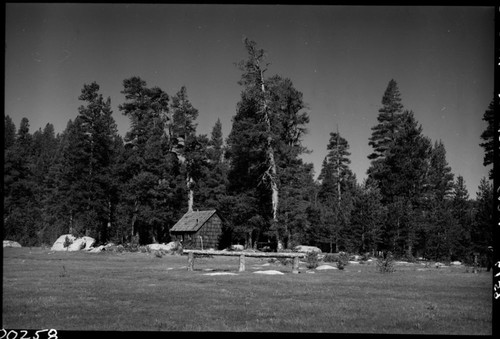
[169,210,222,250]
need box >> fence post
[188,252,194,271]
[292,256,300,274]
[239,254,246,272]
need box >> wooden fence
[183,249,306,274]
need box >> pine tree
[226,39,310,250]
[57,117,93,236]
[349,180,386,254]
[118,76,182,244]
[367,79,404,161]
[235,38,281,248]
[427,140,454,201]
[16,118,33,156]
[450,175,472,260]
[303,184,326,249]
[208,118,224,164]
[317,130,356,253]
[4,115,16,149]
[380,111,431,203]
[169,86,202,212]
[471,177,493,256]
[75,82,121,243]
[318,130,354,195]
[4,118,41,245]
[379,111,432,256]
[170,86,199,143]
[366,80,405,202]
[268,75,311,249]
[422,199,454,261]
[197,119,229,211]
[44,120,77,239]
[479,99,495,179]
[421,139,455,260]
[41,83,122,244]
[225,91,269,247]
[30,123,60,244]
[278,160,315,249]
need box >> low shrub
[361,252,371,261]
[63,236,73,249]
[337,252,350,267]
[402,253,417,263]
[377,252,395,273]
[322,252,348,269]
[277,257,293,266]
[322,253,337,263]
[123,242,139,252]
[306,251,319,269]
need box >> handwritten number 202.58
[0,329,58,339]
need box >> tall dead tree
[237,38,282,250]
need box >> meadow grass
[2,248,492,334]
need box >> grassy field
[2,247,492,334]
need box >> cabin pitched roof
[170,209,217,233]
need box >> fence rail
[183,249,306,273]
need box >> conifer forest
[3,39,494,264]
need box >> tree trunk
[131,200,139,238]
[187,176,194,212]
[394,219,400,252]
[276,232,284,251]
[69,211,73,234]
[259,68,281,251]
[407,242,413,258]
[253,229,260,250]
[246,231,253,249]
[107,198,112,229]
[287,228,292,250]
[361,232,365,253]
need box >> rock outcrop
[147,241,181,253]
[68,236,95,251]
[3,240,22,248]
[293,245,322,254]
[51,234,95,251]
[253,270,285,275]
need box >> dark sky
[5,4,494,197]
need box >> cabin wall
[169,214,222,250]
[170,232,195,244]
[194,214,222,249]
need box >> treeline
[3,39,493,263]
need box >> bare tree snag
[187,176,194,212]
[255,49,281,250]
